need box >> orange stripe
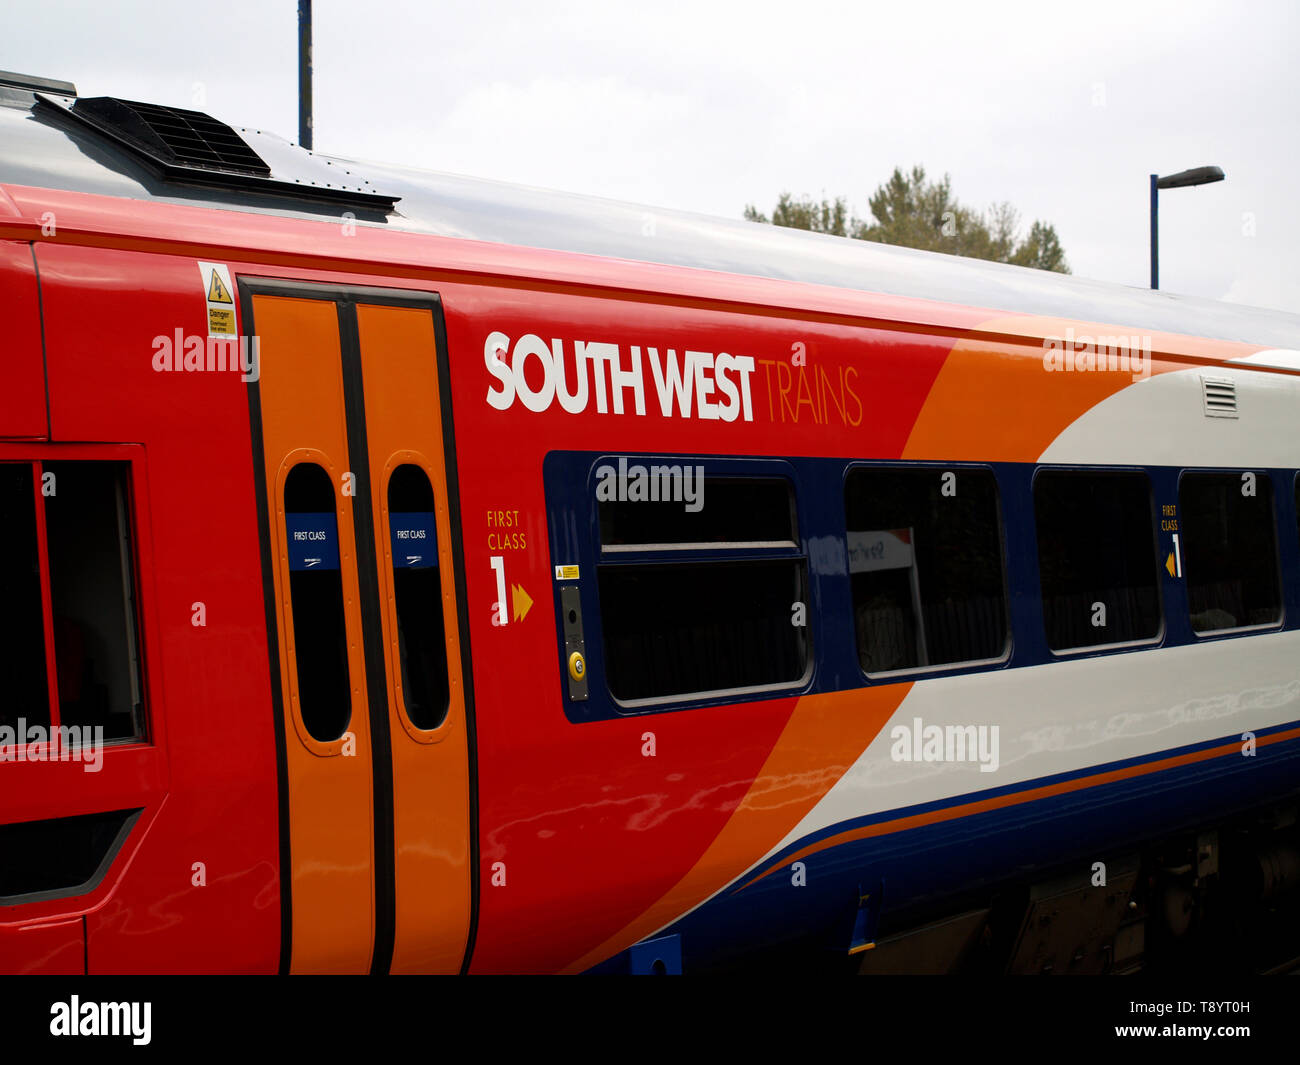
[736,725,1300,893]
[903,316,1260,463]
[559,684,911,973]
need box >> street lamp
[1150,166,1225,289]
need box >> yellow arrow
[511,582,533,623]
[1166,551,1176,577]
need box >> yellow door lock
[560,585,588,702]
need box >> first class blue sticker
[390,511,437,568]
[286,512,341,572]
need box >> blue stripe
[590,728,1300,972]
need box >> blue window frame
[545,452,813,719]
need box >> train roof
[2,76,1298,350]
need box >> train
[1,68,1298,975]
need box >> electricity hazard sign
[207,269,232,304]
[198,261,237,337]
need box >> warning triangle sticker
[207,270,233,304]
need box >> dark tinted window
[844,466,1008,674]
[599,559,808,701]
[0,464,49,733]
[599,471,795,548]
[1034,470,1162,651]
[283,463,351,742]
[1181,471,1281,632]
[388,464,450,730]
[44,462,144,740]
[595,466,808,703]
[0,809,139,902]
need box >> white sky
[6,0,1297,311]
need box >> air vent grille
[70,96,270,177]
[1201,375,1238,419]
[35,92,399,211]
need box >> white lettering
[485,331,756,420]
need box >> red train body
[3,76,1300,975]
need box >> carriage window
[1181,471,1281,633]
[387,464,450,731]
[599,476,795,549]
[844,466,1008,675]
[0,464,50,734]
[1034,470,1162,651]
[44,462,144,741]
[596,466,808,704]
[599,559,808,701]
[283,463,351,742]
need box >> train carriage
[1,70,1298,975]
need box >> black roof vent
[70,97,271,178]
[35,92,398,212]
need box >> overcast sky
[6,0,1297,312]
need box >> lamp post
[298,0,312,150]
[1150,166,1225,289]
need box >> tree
[744,166,1070,273]
[744,193,849,236]
[1009,219,1069,272]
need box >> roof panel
[1,85,1296,350]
